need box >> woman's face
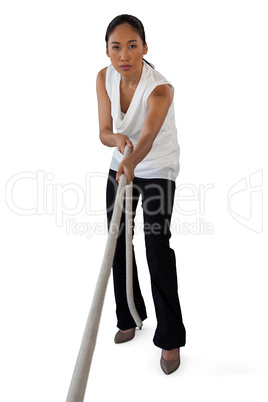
[106,23,148,78]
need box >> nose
[120,47,130,61]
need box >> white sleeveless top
[105,61,180,181]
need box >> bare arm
[96,68,133,153]
[116,84,173,183]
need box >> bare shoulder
[96,67,108,84]
[148,84,173,106]
[151,84,171,96]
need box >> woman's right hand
[115,134,134,154]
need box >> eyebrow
[110,40,138,45]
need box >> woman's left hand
[116,156,135,185]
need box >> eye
[112,46,120,50]
[130,44,137,49]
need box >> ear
[106,48,110,58]
[143,43,148,56]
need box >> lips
[120,65,132,71]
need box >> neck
[120,63,144,88]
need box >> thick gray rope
[125,180,143,329]
[66,145,142,402]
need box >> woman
[96,14,186,375]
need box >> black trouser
[106,169,186,350]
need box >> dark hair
[105,14,155,69]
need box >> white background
[1,1,267,401]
